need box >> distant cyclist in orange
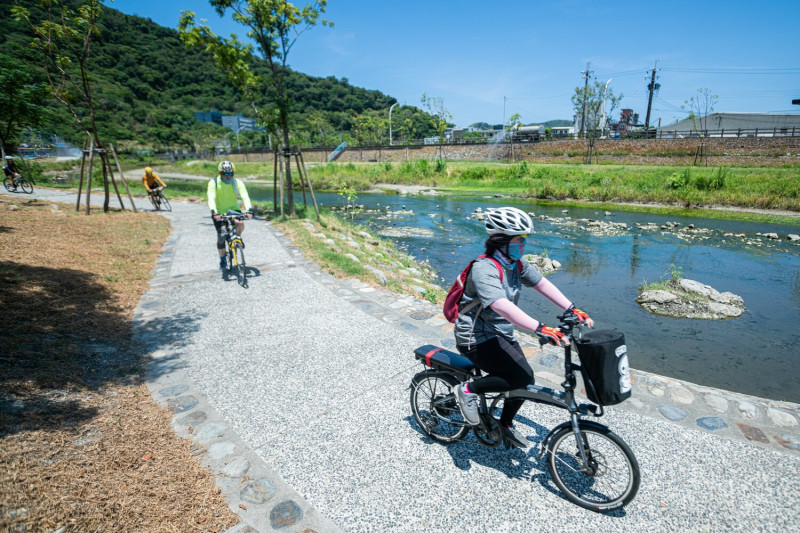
[142,166,167,201]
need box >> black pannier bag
[575,330,632,406]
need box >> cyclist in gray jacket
[452,206,593,448]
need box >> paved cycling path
[5,187,800,532]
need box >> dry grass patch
[0,198,237,532]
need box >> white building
[221,115,259,134]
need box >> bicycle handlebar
[219,210,251,221]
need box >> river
[248,186,800,402]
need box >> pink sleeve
[533,277,572,309]
[490,298,541,333]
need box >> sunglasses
[223,172,234,177]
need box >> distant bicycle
[219,210,250,288]
[148,186,171,211]
[3,175,33,194]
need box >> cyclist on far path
[142,166,167,200]
[3,155,22,189]
[208,160,252,270]
[452,206,594,449]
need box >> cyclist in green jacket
[208,160,253,270]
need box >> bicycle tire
[159,192,172,212]
[410,371,470,443]
[545,422,640,512]
[3,178,15,192]
[233,242,247,288]
[19,179,33,194]
[149,192,160,210]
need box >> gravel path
[6,186,799,532]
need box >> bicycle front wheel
[19,179,33,194]
[3,178,15,192]
[159,192,172,212]
[149,193,160,210]
[410,371,469,443]
[233,242,247,287]
[546,422,640,512]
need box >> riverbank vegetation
[24,157,800,223]
[168,158,800,217]
[268,205,445,303]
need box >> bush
[665,168,691,190]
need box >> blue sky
[110,0,800,128]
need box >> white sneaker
[453,383,480,425]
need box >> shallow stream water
[249,186,800,402]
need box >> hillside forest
[1,0,446,154]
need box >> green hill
[1,0,437,151]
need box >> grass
[0,198,237,532]
[27,156,800,223]
[265,204,447,303]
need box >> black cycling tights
[458,336,534,427]
[213,218,226,250]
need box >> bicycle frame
[411,313,640,511]
[413,315,603,448]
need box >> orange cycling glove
[568,304,591,324]
[536,324,567,346]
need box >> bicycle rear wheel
[410,371,469,443]
[545,422,640,512]
[233,242,247,288]
[19,179,33,194]
[3,178,15,192]
[159,192,172,211]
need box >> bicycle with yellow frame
[219,210,250,288]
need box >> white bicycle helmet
[484,207,533,235]
[218,160,235,174]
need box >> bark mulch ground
[0,196,238,532]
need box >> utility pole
[580,63,592,139]
[503,96,507,138]
[644,61,659,134]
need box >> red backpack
[443,254,521,322]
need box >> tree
[681,88,718,166]
[13,0,104,147]
[179,0,332,216]
[0,53,48,158]
[14,0,127,211]
[303,110,336,147]
[351,110,386,146]
[571,78,621,164]
[420,92,452,144]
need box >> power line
[661,67,800,74]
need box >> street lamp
[389,103,398,146]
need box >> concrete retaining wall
[228,137,800,167]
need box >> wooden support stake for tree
[272,147,278,213]
[101,151,125,211]
[76,138,89,212]
[293,146,307,206]
[85,143,96,215]
[101,148,111,212]
[278,148,285,218]
[298,150,321,222]
[110,143,137,213]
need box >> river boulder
[524,254,561,275]
[637,278,745,319]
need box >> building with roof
[658,113,800,138]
